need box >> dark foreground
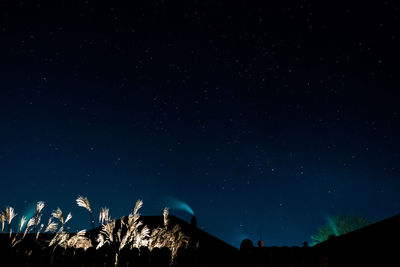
[0,213,398,266]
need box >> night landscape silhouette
[1,0,399,266]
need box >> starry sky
[1,1,399,247]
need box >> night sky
[1,1,400,247]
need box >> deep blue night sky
[1,1,399,247]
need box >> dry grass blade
[49,230,69,249]
[32,201,45,228]
[96,219,116,249]
[49,226,69,249]
[36,224,44,241]
[163,208,169,228]
[11,235,21,247]
[35,201,45,215]
[23,218,35,238]
[117,228,122,242]
[67,229,92,250]
[99,207,110,224]
[26,218,35,229]
[77,196,95,229]
[77,229,86,236]
[19,216,27,232]
[52,208,72,226]
[76,196,92,213]
[119,199,146,251]
[65,212,72,223]
[45,218,58,233]
[96,234,105,249]
[34,214,42,227]
[134,200,143,215]
[101,220,116,243]
[135,225,150,248]
[52,207,64,224]
[0,213,5,232]
[5,206,17,224]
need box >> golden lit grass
[3,196,190,264]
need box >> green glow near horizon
[327,217,339,236]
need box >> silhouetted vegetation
[1,201,398,266]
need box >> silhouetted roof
[313,213,400,249]
[313,213,400,266]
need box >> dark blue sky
[1,1,399,247]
